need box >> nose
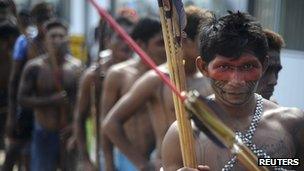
[268,72,278,86]
[227,70,246,87]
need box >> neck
[49,51,66,66]
[136,60,149,72]
[214,94,257,119]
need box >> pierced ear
[196,56,209,76]
[262,55,269,73]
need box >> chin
[221,94,251,106]
[261,92,272,100]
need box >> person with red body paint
[162,11,304,171]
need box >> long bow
[157,0,197,168]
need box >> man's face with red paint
[199,53,264,106]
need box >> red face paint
[206,54,263,106]
[207,54,263,82]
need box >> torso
[33,55,82,131]
[113,59,155,158]
[195,98,298,170]
[148,68,213,160]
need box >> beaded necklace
[222,94,286,171]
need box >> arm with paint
[18,61,68,108]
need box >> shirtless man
[18,19,83,171]
[257,29,284,100]
[162,11,304,171]
[27,2,54,59]
[101,17,166,171]
[74,17,135,171]
[4,3,54,170]
[102,7,213,170]
[0,20,19,149]
[0,0,18,151]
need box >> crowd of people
[0,0,303,171]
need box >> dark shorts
[31,122,60,171]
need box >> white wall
[70,0,85,35]
[273,49,304,109]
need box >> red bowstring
[88,0,186,101]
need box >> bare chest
[195,121,295,170]
[36,65,78,95]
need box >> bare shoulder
[23,55,46,70]
[111,59,137,72]
[263,99,303,120]
[66,55,83,68]
[80,65,99,83]
[138,69,162,87]
[263,99,304,131]
[165,121,179,137]
[104,63,127,82]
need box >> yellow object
[69,35,87,62]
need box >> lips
[222,90,248,95]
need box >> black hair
[43,18,68,32]
[199,11,268,64]
[0,20,19,40]
[18,9,31,27]
[130,17,161,43]
[31,2,54,24]
[264,29,285,52]
[103,16,135,39]
[184,6,214,41]
[0,1,8,8]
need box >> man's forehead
[47,27,67,34]
[212,53,261,63]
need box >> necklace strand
[222,94,286,171]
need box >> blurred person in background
[0,0,18,152]
[101,17,166,171]
[27,2,55,59]
[0,0,16,24]
[74,15,135,171]
[102,6,213,170]
[4,2,55,170]
[256,29,285,101]
[0,20,19,150]
[18,19,83,171]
